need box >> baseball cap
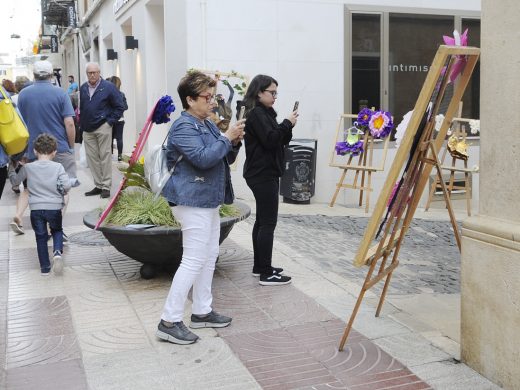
[33,60,53,76]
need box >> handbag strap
[0,87,10,101]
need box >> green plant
[118,160,150,190]
[106,189,179,226]
[220,203,240,218]
[105,187,240,227]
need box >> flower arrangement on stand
[335,108,394,156]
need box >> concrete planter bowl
[83,200,251,279]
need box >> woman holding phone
[242,74,298,286]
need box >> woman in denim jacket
[157,71,245,345]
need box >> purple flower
[335,141,364,156]
[152,95,176,124]
[368,111,393,139]
[335,142,349,155]
[357,108,373,127]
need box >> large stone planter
[83,201,251,279]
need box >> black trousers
[0,166,7,200]
[247,178,279,274]
[112,121,125,155]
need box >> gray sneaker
[156,320,199,345]
[53,251,63,275]
[190,310,232,329]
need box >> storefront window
[388,14,454,128]
[351,14,381,114]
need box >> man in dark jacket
[80,62,125,198]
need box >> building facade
[60,0,481,207]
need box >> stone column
[461,1,520,388]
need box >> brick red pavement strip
[215,255,432,389]
[222,321,432,389]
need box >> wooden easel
[329,114,390,212]
[425,117,475,216]
[338,45,480,350]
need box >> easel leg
[424,175,438,211]
[464,160,471,216]
[359,170,366,207]
[365,171,372,213]
[339,258,380,351]
[329,169,347,207]
[375,270,394,317]
[429,144,462,250]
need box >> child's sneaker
[53,250,63,275]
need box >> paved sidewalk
[0,160,500,389]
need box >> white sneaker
[53,251,63,275]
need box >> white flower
[395,111,413,147]
[469,119,480,134]
[434,114,445,132]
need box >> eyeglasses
[198,93,216,103]
[264,89,278,98]
[87,71,100,76]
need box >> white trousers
[161,205,220,322]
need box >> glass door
[351,13,382,114]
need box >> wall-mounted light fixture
[107,48,118,60]
[125,35,138,50]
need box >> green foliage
[106,189,179,227]
[220,204,240,218]
[118,160,150,191]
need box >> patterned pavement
[0,161,500,389]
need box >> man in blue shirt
[10,60,77,235]
[67,75,78,95]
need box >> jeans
[112,121,124,156]
[30,209,63,272]
[247,178,279,274]
[161,205,220,322]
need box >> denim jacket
[162,111,240,208]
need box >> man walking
[80,62,125,198]
[10,60,77,235]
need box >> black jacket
[243,104,293,185]
[79,79,125,132]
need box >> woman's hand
[224,119,246,144]
[287,110,299,126]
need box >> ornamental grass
[105,188,240,227]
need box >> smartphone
[293,101,299,112]
[238,105,246,121]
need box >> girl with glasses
[242,74,298,286]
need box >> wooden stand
[425,118,475,216]
[329,114,390,212]
[338,45,480,350]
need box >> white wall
[184,0,481,210]
[74,0,481,210]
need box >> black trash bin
[280,138,317,204]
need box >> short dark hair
[177,71,216,110]
[68,75,74,80]
[33,134,57,155]
[242,74,278,113]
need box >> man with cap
[79,62,125,199]
[9,60,77,235]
